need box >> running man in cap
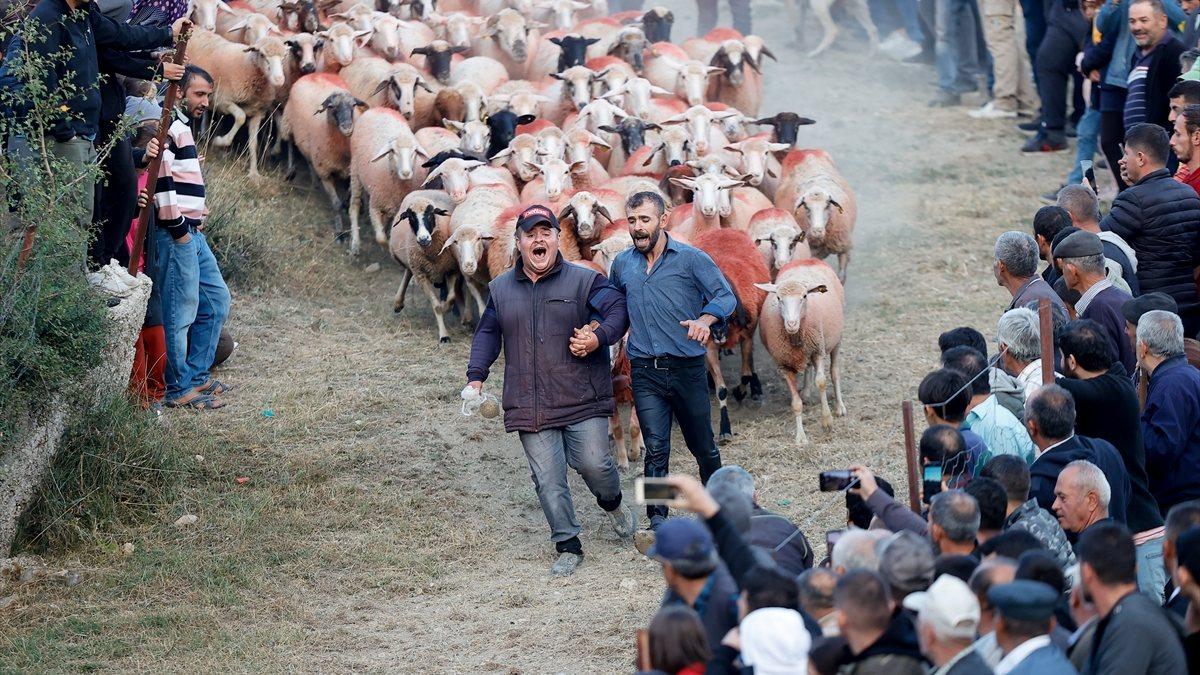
[466,205,637,576]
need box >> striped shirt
[154,108,205,239]
[1123,43,1160,130]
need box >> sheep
[519,158,582,202]
[483,110,537,159]
[327,2,375,30]
[421,153,487,203]
[600,175,666,203]
[755,259,846,444]
[705,40,765,116]
[388,190,460,342]
[282,31,324,80]
[216,3,282,44]
[624,124,691,176]
[667,172,742,236]
[748,208,811,277]
[563,126,612,180]
[606,333,644,470]
[416,125,461,156]
[600,76,673,120]
[726,136,788,198]
[557,188,621,255]
[640,6,674,43]
[534,0,589,30]
[775,149,856,282]
[426,10,485,48]
[587,57,635,98]
[491,133,542,183]
[450,56,512,94]
[317,22,371,70]
[445,118,491,156]
[600,26,651,74]
[598,116,659,175]
[190,0,226,30]
[534,124,567,160]
[566,99,629,147]
[707,104,751,142]
[361,12,420,61]
[280,74,365,234]
[692,228,769,442]
[348,108,428,255]
[643,42,721,106]
[751,112,817,149]
[659,104,735,156]
[443,185,519,313]
[547,65,599,114]
[471,8,539,78]
[589,229,634,275]
[340,58,436,124]
[488,86,550,119]
[190,29,289,178]
[409,40,470,85]
[741,34,777,72]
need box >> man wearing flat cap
[466,205,637,577]
[988,580,1075,674]
[1056,231,1136,374]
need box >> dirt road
[3,1,1074,670]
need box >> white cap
[902,574,980,640]
[739,607,811,675]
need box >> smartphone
[826,528,845,553]
[819,470,853,492]
[1080,160,1098,194]
[923,465,943,483]
[635,477,679,505]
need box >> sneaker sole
[1021,145,1068,154]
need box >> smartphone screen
[635,477,679,505]
[923,465,943,482]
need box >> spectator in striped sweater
[149,64,232,410]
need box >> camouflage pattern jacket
[1005,499,1077,571]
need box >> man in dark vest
[466,205,637,576]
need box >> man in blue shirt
[918,368,993,473]
[608,191,736,534]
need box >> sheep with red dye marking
[444,185,519,314]
[491,133,542,184]
[280,73,366,234]
[216,3,281,44]
[606,334,645,469]
[557,188,622,256]
[693,229,770,443]
[643,41,721,106]
[726,135,788,198]
[774,149,857,282]
[388,190,460,342]
[315,21,369,71]
[756,259,846,445]
[471,8,540,78]
[340,58,436,122]
[348,108,429,255]
[748,208,811,277]
[426,10,486,48]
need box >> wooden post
[15,215,35,272]
[1039,297,1054,385]
[901,400,920,513]
[635,629,651,671]
[127,22,192,276]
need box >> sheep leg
[465,278,486,319]
[705,344,733,444]
[782,367,808,445]
[416,276,452,343]
[847,0,881,54]
[367,205,389,253]
[629,407,645,461]
[610,412,629,472]
[435,276,459,314]
[213,102,246,148]
[807,0,839,58]
[813,351,833,432]
[393,266,413,312]
[801,365,818,404]
[347,176,363,249]
[830,344,847,417]
[318,175,347,234]
[246,113,264,178]
[284,139,297,182]
[732,338,757,403]
[837,250,851,284]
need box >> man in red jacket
[1172,104,1200,195]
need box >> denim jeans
[1067,107,1100,184]
[517,416,622,552]
[1136,535,1166,603]
[696,0,752,36]
[935,0,980,92]
[631,357,723,522]
[151,227,231,400]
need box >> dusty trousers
[983,0,1038,113]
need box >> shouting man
[466,205,637,577]
[608,191,736,543]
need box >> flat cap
[1053,230,1104,259]
[879,531,935,595]
[987,580,1059,621]
[1122,292,1178,324]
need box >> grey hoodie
[989,367,1025,419]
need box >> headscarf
[739,608,811,675]
[131,0,189,23]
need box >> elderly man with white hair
[997,308,1059,400]
[831,528,885,575]
[1138,309,1200,515]
[994,231,1065,313]
[904,575,992,675]
[1051,460,1112,539]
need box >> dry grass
[0,0,1083,670]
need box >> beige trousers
[983,0,1039,113]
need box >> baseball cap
[878,530,935,596]
[647,518,718,566]
[903,574,981,640]
[1122,292,1178,324]
[516,204,559,232]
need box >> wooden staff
[901,400,920,513]
[635,629,651,671]
[127,21,192,276]
[15,213,35,272]
[1039,297,1054,385]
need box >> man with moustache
[466,205,637,577]
[607,191,736,543]
[1172,104,1200,195]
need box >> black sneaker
[1017,119,1042,132]
[929,91,962,107]
[1065,121,1078,138]
[1021,133,1067,153]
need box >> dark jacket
[466,255,628,433]
[1029,435,1131,524]
[1079,284,1136,376]
[1132,35,1186,136]
[0,0,171,140]
[747,506,813,575]
[1005,498,1077,569]
[1101,169,1200,326]
[944,649,993,675]
[1085,590,1187,674]
[841,610,925,675]
[661,562,740,653]
[1143,354,1200,512]
[1058,363,1164,533]
[1184,7,1200,51]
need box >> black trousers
[91,121,137,268]
[1035,24,1083,134]
[1100,110,1129,192]
[696,0,751,36]
[631,356,723,522]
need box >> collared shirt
[609,233,736,359]
[1016,359,1058,401]
[994,635,1052,675]
[1037,434,1075,457]
[1076,277,1113,316]
[963,394,1037,466]
[974,632,1004,668]
[933,645,980,675]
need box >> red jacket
[1176,164,1200,196]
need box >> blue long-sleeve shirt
[608,234,736,359]
[1142,355,1200,512]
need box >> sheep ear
[704,66,724,75]
[439,229,459,253]
[243,46,262,54]
[668,176,695,189]
[766,165,777,178]
[798,117,817,126]
[558,204,576,221]
[516,114,537,125]
[410,46,430,55]
[793,229,806,242]
[491,147,513,160]
[549,36,563,46]
[648,85,673,96]
[588,133,611,150]
[641,144,662,166]
[724,143,743,153]
[590,242,604,251]
[644,123,662,131]
[417,78,435,93]
[371,146,395,162]
[760,46,777,61]
[753,283,777,294]
[768,142,790,152]
[228,19,248,31]
[806,284,829,295]
[569,160,587,173]
[369,79,391,97]
[521,161,541,174]
[444,118,465,130]
[595,204,615,223]
[434,208,450,216]
[451,45,470,54]
[829,198,844,214]
[549,72,565,80]
[415,143,431,158]
[597,124,620,133]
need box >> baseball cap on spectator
[987,580,1058,621]
[1123,292,1178,324]
[739,607,811,675]
[903,574,981,639]
[878,531,935,598]
[648,519,719,571]
[516,204,559,232]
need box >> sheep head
[538,0,590,30]
[536,126,567,160]
[422,157,485,202]
[725,138,788,186]
[319,22,367,66]
[640,6,674,43]
[395,201,449,247]
[492,133,540,181]
[608,26,649,73]
[480,9,537,62]
[710,40,750,85]
[429,11,484,48]
[447,118,491,156]
[598,117,659,155]
[368,12,403,60]
[795,187,844,241]
[191,0,225,31]
[755,225,807,273]
[564,128,610,166]
[285,33,323,75]
[440,225,494,276]
[752,112,817,148]
[670,173,741,218]
[550,33,599,73]
[316,92,367,136]
[552,65,598,110]
[559,191,614,240]
[411,40,470,85]
[245,36,289,88]
[590,232,633,275]
[754,280,829,334]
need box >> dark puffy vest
[490,258,614,433]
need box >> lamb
[388,190,460,342]
[348,108,429,255]
[755,259,846,444]
[774,149,857,282]
[606,334,645,469]
[747,208,811,277]
[280,74,365,234]
[443,185,519,313]
[190,29,289,178]
[693,228,769,443]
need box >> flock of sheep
[185,0,858,449]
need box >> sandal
[165,393,225,410]
[196,379,233,396]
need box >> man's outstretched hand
[665,474,720,518]
[680,318,712,346]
